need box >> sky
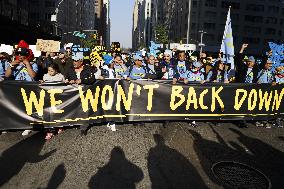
[110,0,135,48]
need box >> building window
[45,1,55,7]
[265,28,276,35]
[244,15,263,23]
[246,4,264,11]
[268,6,279,13]
[192,1,197,8]
[266,17,277,24]
[243,37,260,44]
[204,23,216,30]
[222,1,240,9]
[243,26,261,34]
[205,0,217,7]
[205,11,217,18]
[204,34,215,41]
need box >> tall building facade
[0,0,97,45]
[132,0,156,50]
[134,0,284,54]
[94,0,110,48]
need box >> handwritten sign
[36,39,60,52]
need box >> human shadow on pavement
[188,128,253,186]
[88,146,144,189]
[230,128,284,188]
[44,163,66,189]
[147,134,208,189]
[279,136,284,141]
[0,132,56,187]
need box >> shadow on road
[188,127,284,188]
[279,136,284,141]
[230,128,284,187]
[43,163,66,189]
[147,134,208,189]
[88,146,144,189]
[0,132,56,187]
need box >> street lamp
[198,30,207,55]
[51,0,65,36]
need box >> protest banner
[0,80,283,130]
[36,39,60,52]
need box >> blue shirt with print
[114,64,125,77]
[245,68,254,83]
[13,63,38,81]
[186,70,204,82]
[126,66,146,80]
[206,70,228,83]
[0,60,9,78]
[176,61,188,79]
[257,69,274,84]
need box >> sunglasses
[15,52,27,56]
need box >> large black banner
[0,80,284,130]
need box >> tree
[155,24,169,45]
[80,36,98,49]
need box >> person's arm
[5,60,20,78]
[23,59,37,78]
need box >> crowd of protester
[0,40,283,139]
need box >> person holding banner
[161,50,176,81]
[172,51,191,84]
[65,52,96,85]
[206,59,229,83]
[184,61,205,84]
[257,58,274,84]
[113,54,128,78]
[101,54,116,79]
[0,52,10,81]
[125,54,148,80]
[5,47,38,136]
[53,48,73,77]
[235,44,259,83]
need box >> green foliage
[155,24,169,44]
[81,37,98,49]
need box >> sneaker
[107,122,116,132]
[265,123,271,129]
[22,130,32,136]
[255,121,264,127]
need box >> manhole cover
[212,161,271,189]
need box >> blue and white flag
[221,7,235,69]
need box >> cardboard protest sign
[29,45,41,58]
[0,44,13,55]
[36,39,60,52]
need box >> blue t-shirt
[126,66,146,80]
[0,60,9,78]
[176,61,188,79]
[206,70,228,82]
[186,70,204,82]
[257,69,274,84]
[13,63,38,81]
[114,64,125,77]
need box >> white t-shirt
[43,73,65,82]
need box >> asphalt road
[0,122,284,189]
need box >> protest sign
[36,39,60,52]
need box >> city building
[134,0,284,54]
[0,0,97,45]
[94,0,111,48]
